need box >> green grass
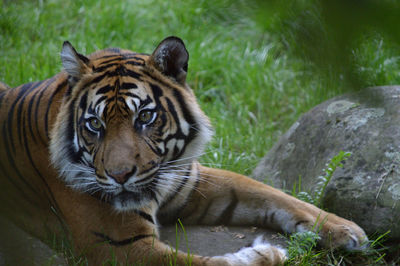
[0,0,334,175]
[1,0,400,264]
[2,0,400,174]
[284,230,391,266]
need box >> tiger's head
[49,37,213,211]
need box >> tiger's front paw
[218,236,287,266]
[318,218,369,250]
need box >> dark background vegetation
[254,0,400,90]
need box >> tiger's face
[50,37,213,211]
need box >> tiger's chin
[109,190,155,212]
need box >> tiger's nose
[107,167,137,184]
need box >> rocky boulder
[253,86,400,240]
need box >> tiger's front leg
[58,185,286,266]
[159,163,368,251]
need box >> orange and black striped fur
[0,37,367,265]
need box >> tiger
[0,36,367,265]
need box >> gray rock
[253,86,400,240]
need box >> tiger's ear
[61,41,90,86]
[149,36,189,84]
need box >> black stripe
[16,82,41,147]
[197,200,213,224]
[125,60,145,66]
[0,91,4,107]
[119,92,141,99]
[16,94,26,147]
[0,149,37,215]
[96,85,114,95]
[7,82,34,153]
[93,232,153,246]
[143,138,162,156]
[44,79,68,139]
[270,211,276,225]
[91,68,143,86]
[165,98,184,137]
[91,72,109,84]
[263,211,272,227]
[79,91,88,110]
[120,82,138,90]
[134,210,155,224]
[2,124,42,202]
[94,62,120,73]
[96,57,122,67]
[162,98,188,157]
[131,55,146,62]
[158,169,189,208]
[104,102,116,121]
[65,99,80,163]
[98,53,145,62]
[160,164,201,223]
[179,166,201,218]
[171,174,189,199]
[65,82,73,96]
[117,96,126,103]
[34,85,47,145]
[152,189,160,206]
[146,137,163,157]
[96,54,122,60]
[137,164,158,177]
[27,90,38,143]
[142,70,177,90]
[171,89,198,160]
[117,69,142,80]
[93,95,108,108]
[21,109,68,230]
[137,95,152,109]
[215,190,238,224]
[149,84,164,103]
[77,52,89,64]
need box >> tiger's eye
[138,110,153,124]
[89,117,102,131]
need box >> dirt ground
[0,216,286,265]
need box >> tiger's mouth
[98,176,158,211]
[90,163,189,211]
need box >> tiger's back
[0,75,70,239]
[0,82,10,91]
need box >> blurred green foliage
[253,0,400,90]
